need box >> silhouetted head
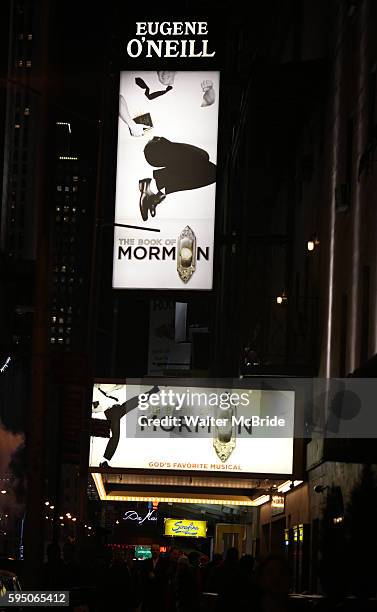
[169,547,180,562]
[177,555,189,573]
[225,547,239,563]
[188,551,200,567]
[151,544,160,560]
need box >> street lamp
[276,292,287,305]
[307,235,320,252]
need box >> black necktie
[98,387,118,402]
[135,77,173,100]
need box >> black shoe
[99,461,109,468]
[139,179,166,221]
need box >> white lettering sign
[126,22,215,59]
[123,509,158,525]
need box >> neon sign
[123,509,157,525]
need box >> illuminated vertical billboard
[112,69,220,289]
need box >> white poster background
[113,71,219,289]
[89,383,294,475]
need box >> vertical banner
[113,69,219,289]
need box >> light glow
[277,480,303,493]
[92,473,268,506]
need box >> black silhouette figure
[100,385,159,466]
[139,136,216,221]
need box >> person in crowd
[165,547,182,611]
[141,545,169,612]
[43,542,65,589]
[254,554,294,612]
[125,549,142,612]
[239,555,256,607]
[203,553,223,593]
[174,555,201,612]
[213,547,241,611]
[62,540,82,589]
[102,548,143,611]
[188,551,203,596]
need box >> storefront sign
[299,524,304,542]
[90,382,295,475]
[271,494,285,516]
[126,22,216,59]
[112,68,219,290]
[123,509,158,525]
[284,528,289,546]
[135,545,152,560]
[164,518,207,538]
